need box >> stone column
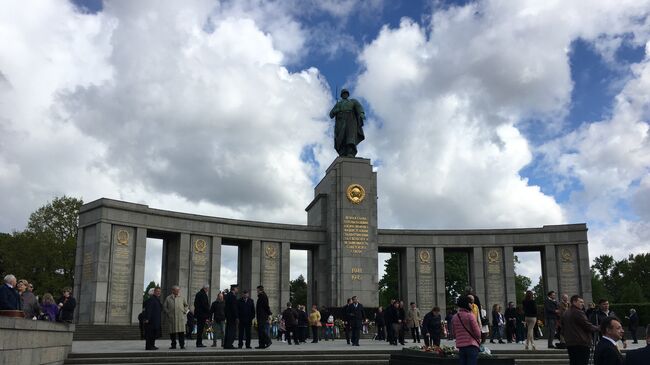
[577,243,593,304]
[131,227,147,324]
[471,247,486,307]
[434,247,446,315]
[503,246,516,306]
[107,225,136,324]
[543,245,559,295]
[238,240,262,294]
[210,236,222,301]
[250,240,262,292]
[307,249,314,310]
[280,242,291,312]
[179,233,191,301]
[73,228,84,322]
[400,247,416,305]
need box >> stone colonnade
[74,157,591,325]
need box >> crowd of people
[444,287,648,365]
[0,274,76,322]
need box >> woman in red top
[453,296,482,365]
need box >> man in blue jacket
[0,274,20,310]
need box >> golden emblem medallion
[487,249,500,264]
[560,248,572,262]
[419,250,431,264]
[346,184,366,205]
[116,229,129,246]
[194,239,207,254]
[265,245,277,259]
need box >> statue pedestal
[306,157,378,307]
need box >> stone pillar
[179,233,191,301]
[577,243,593,304]
[261,241,282,315]
[543,245,559,295]
[307,249,314,309]
[210,236,222,301]
[73,228,84,322]
[484,247,506,314]
[280,242,291,312]
[434,247,446,315]
[556,245,580,299]
[503,246,516,306]
[189,235,211,298]
[415,248,435,311]
[131,227,147,324]
[399,248,416,305]
[238,240,262,295]
[471,247,486,307]
[306,157,378,307]
[107,225,136,324]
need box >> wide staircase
[74,325,144,340]
[64,348,586,365]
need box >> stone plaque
[416,248,434,310]
[261,242,281,314]
[190,235,211,296]
[109,226,135,323]
[484,248,505,312]
[557,245,579,295]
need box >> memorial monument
[73,91,591,325]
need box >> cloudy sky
[1,0,649,292]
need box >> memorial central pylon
[306,157,379,307]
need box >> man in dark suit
[544,291,559,348]
[237,290,255,349]
[348,295,365,346]
[255,285,272,349]
[0,274,20,310]
[193,284,210,347]
[625,324,650,365]
[143,287,162,350]
[594,317,624,365]
[223,284,239,349]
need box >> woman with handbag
[452,296,482,365]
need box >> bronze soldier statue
[329,89,365,157]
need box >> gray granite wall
[0,317,74,365]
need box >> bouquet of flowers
[406,344,458,357]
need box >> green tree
[591,270,610,304]
[0,196,83,296]
[514,255,532,304]
[290,274,307,308]
[378,253,399,307]
[591,254,618,300]
[611,254,650,302]
[619,281,646,303]
[532,276,545,305]
[445,251,470,308]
